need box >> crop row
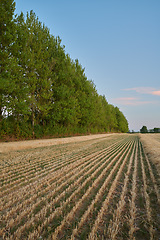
[0,134,159,239]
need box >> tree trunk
[0,97,3,122]
[31,105,35,138]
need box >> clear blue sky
[14,0,160,131]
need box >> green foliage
[115,107,129,133]
[0,0,16,120]
[0,1,129,139]
[140,126,148,133]
[153,128,160,133]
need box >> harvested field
[0,134,160,239]
[0,134,115,153]
[139,133,160,173]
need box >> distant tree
[153,128,160,133]
[140,126,148,133]
[149,129,154,133]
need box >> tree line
[140,126,160,133]
[0,0,129,139]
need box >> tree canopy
[140,126,148,133]
[0,1,129,139]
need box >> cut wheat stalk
[52,140,134,239]
[88,140,135,240]
[1,136,124,203]
[128,140,138,240]
[141,144,160,204]
[69,140,134,239]
[12,139,127,239]
[107,140,137,240]
[139,141,154,240]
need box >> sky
[14,0,160,131]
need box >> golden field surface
[139,133,160,172]
[0,134,160,239]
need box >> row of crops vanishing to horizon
[0,134,160,239]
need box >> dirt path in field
[0,133,117,153]
[139,133,160,173]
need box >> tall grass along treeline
[0,0,128,139]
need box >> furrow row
[1,138,132,238]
